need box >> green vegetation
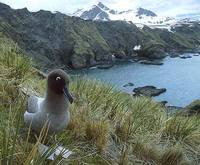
[0,38,200,164]
[66,19,110,57]
[139,26,197,52]
[1,2,200,69]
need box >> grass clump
[163,115,200,142]
[0,37,56,164]
[0,37,199,164]
[0,37,32,83]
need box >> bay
[71,54,200,107]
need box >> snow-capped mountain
[176,13,200,21]
[72,2,175,28]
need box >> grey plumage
[24,69,73,134]
[27,96,39,113]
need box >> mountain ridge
[0,2,200,70]
[72,2,175,27]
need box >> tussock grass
[0,37,32,83]
[0,38,59,164]
[160,146,186,165]
[0,37,199,164]
[163,115,200,142]
[132,142,160,163]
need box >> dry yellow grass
[0,36,199,164]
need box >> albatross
[24,69,74,134]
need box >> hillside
[0,34,200,164]
[0,2,200,70]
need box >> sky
[0,0,200,17]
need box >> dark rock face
[136,8,157,17]
[79,2,111,21]
[81,6,110,21]
[133,86,166,97]
[113,50,130,59]
[109,10,117,14]
[97,2,109,10]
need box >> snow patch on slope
[133,45,141,51]
[72,2,199,31]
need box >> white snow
[133,45,141,51]
[72,3,199,31]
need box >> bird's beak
[63,86,74,104]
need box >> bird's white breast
[25,97,70,133]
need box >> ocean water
[71,54,200,107]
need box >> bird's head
[47,69,73,103]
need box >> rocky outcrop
[158,101,168,106]
[123,82,134,87]
[193,53,200,56]
[162,100,200,115]
[133,86,166,97]
[179,54,192,59]
[80,4,110,21]
[139,60,163,65]
[137,42,167,59]
[184,99,200,115]
[136,7,157,17]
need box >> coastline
[70,54,200,108]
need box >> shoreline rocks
[160,99,200,116]
[133,85,166,97]
[158,101,168,106]
[179,54,192,59]
[97,64,114,69]
[193,53,200,56]
[123,82,134,87]
[139,60,163,65]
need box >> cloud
[0,0,199,16]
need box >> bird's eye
[56,76,61,81]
